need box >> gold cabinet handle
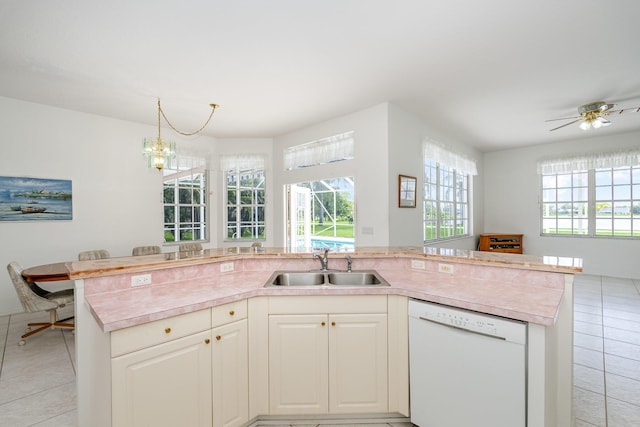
[229,310,235,316]
[205,338,211,344]
[321,321,326,326]
[216,335,222,341]
[164,327,171,334]
[331,321,336,326]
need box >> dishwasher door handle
[418,316,507,341]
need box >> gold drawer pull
[229,310,235,316]
[321,322,326,326]
[332,321,336,326]
[216,335,222,341]
[205,338,211,344]
[164,327,171,334]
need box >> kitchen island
[68,246,581,427]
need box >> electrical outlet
[131,274,152,286]
[361,226,374,235]
[220,262,234,273]
[438,263,454,274]
[411,259,426,269]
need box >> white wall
[0,97,216,314]
[272,103,390,247]
[387,103,484,248]
[484,131,640,279]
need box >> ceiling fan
[546,101,640,131]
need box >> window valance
[422,138,477,176]
[536,148,640,174]
[284,131,354,170]
[220,154,265,172]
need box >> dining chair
[132,245,161,256]
[78,249,111,260]
[6,262,75,345]
[178,242,203,252]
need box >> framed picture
[398,174,417,208]
[0,176,73,221]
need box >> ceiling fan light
[579,121,591,131]
[591,119,602,129]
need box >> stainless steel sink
[327,272,382,285]
[265,270,389,287]
[269,272,325,286]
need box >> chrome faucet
[346,255,352,272]
[314,248,330,271]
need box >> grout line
[598,276,610,427]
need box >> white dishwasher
[408,299,527,427]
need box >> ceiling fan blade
[545,116,581,122]
[549,119,581,131]
[608,106,640,115]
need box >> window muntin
[286,176,355,250]
[541,171,589,235]
[225,168,265,240]
[541,165,640,237]
[423,160,470,241]
[163,167,207,243]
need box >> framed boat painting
[0,176,73,221]
[398,174,417,208]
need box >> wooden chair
[78,249,110,260]
[132,245,161,256]
[6,262,75,345]
[178,242,203,252]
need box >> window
[541,166,640,237]
[538,149,640,238]
[163,156,207,243]
[423,140,476,242]
[223,155,266,241]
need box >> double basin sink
[264,270,390,287]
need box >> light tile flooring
[573,274,640,426]
[0,275,638,426]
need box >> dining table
[21,261,71,282]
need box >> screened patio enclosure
[287,176,355,250]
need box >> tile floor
[573,274,640,426]
[0,274,638,426]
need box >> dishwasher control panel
[408,299,527,344]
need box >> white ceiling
[1,1,640,152]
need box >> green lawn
[311,222,354,238]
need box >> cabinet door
[329,313,388,413]
[212,319,248,427]
[268,314,329,414]
[112,330,212,427]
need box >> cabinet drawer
[111,309,211,357]
[212,299,247,328]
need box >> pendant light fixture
[143,99,218,171]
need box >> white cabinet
[110,301,250,427]
[212,301,249,427]
[329,313,388,413]
[269,314,329,414]
[112,330,213,427]
[268,300,388,415]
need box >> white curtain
[283,131,354,170]
[537,148,640,174]
[220,154,265,172]
[422,138,478,176]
